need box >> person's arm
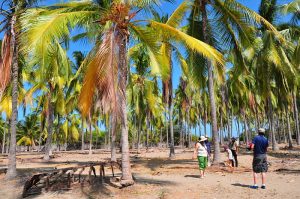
[250,137,256,150]
[235,142,239,153]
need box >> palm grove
[0,0,299,185]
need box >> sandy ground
[0,145,300,199]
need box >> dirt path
[0,147,300,199]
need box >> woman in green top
[193,136,208,178]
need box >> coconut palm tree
[0,0,39,179]
[21,0,223,185]
[17,114,39,151]
[186,0,281,162]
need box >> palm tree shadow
[184,175,200,179]
[231,183,250,188]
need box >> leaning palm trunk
[119,37,133,186]
[44,89,54,161]
[6,15,18,179]
[201,0,220,164]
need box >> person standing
[193,136,208,179]
[250,128,269,189]
[224,145,235,172]
[229,137,239,167]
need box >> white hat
[199,136,208,142]
[258,128,265,133]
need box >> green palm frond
[149,21,225,66]
[166,1,191,27]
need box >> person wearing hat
[229,137,239,167]
[250,128,269,189]
[193,136,208,178]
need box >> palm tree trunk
[169,103,175,157]
[44,87,54,161]
[119,36,133,185]
[111,114,116,161]
[268,97,279,151]
[6,15,18,179]
[2,128,6,154]
[201,0,220,163]
[38,133,42,152]
[220,111,223,145]
[292,92,300,145]
[281,114,287,143]
[204,109,207,136]
[160,128,163,147]
[137,117,142,153]
[165,104,169,148]
[236,119,240,144]
[81,118,85,151]
[6,130,9,154]
[286,108,293,149]
[187,108,191,148]
[146,114,149,151]
[89,119,92,155]
[243,113,249,144]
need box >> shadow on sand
[231,183,250,188]
[184,175,200,179]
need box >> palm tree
[22,0,223,185]
[0,0,39,179]
[187,0,281,162]
[17,114,39,151]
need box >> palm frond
[166,1,191,27]
[0,33,12,101]
[149,20,225,66]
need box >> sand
[0,144,299,199]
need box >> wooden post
[45,176,49,191]
[67,173,71,188]
[100,165,103,183]
[88,167,92,184]
[79,167,85,183]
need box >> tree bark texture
[6,15,18,179]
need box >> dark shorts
[252,154,268,173]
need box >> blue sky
[0,0,295,137]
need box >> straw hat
[199,136,208,142]
[258,128,265,133]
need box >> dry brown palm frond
[79,28,119,118]
[0,33,12,100]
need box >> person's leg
[261,172,266,188]
[200,169,204,178]
[253,172,257,184]
[203,157,207,177]
[232,150,238,167]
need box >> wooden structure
[22,161,121,198]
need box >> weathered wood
[78,167,85,183]
[22,161,121,198]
